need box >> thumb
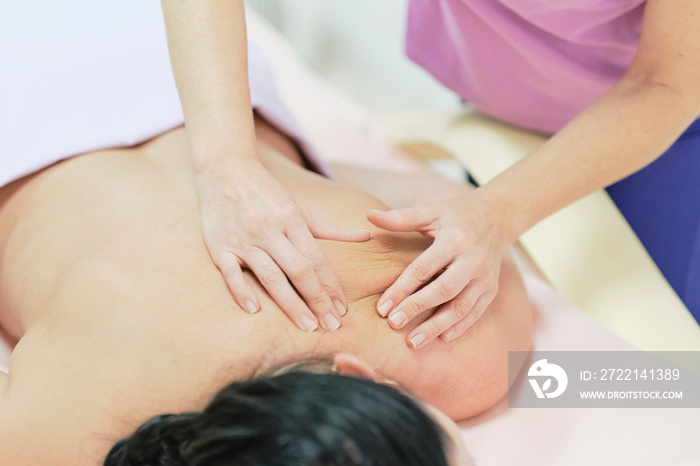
[366,207,433,232]
[305,212,372,242]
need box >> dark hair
[104,368,450,466]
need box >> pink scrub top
[406,0,646,133]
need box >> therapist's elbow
[617,65,700,115]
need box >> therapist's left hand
[367,191,511,349]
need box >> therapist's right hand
[195,158,371,333]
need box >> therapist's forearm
[161,0,255,172]
[481,78,700,243]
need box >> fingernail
[410,333,426,348]
[444,329,455,341]
[245,300,259,314]
[300,315,318,332]
[389,311,406,327]
[368,209,385,216]
[378,300,394,317]
[324,313,341,331]
[334,300,347,317]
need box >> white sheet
[0,0,329,189]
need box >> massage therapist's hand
[367,191,511,349]
[196,158,371,332]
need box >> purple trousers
[607,118,700,324]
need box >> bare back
[0,123,531,465]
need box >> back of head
[104,370,450,466]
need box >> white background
[245,0,458,114]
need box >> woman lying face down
[105,355,473,466]
[0,117,531,465]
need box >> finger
[265,237,342,331]
[406,282,489,349]
[214,253,260,314]
[305,213,371,243]
[366,206,435,233]
[439,292,494,342]
[377,241,455,318]
[385,263,471,330]
[243,248,320,333]
[287,223,348,318]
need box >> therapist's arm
[369,0,700,348]
[161,0,369,332]
[485,0,700,243]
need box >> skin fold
[0,118,531,465]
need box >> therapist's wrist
[185,116,258,171]
[471,184,523,245]
[190,136,259,174]
[193,153,265,197]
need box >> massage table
[1,10,697,466]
